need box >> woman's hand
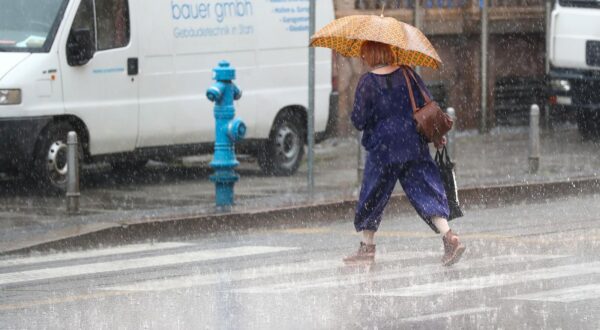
[434,136,447,149]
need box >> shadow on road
[0,159,269,198]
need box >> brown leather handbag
[402,68,453,144]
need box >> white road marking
[399,307,497,323]
[101,251,439,292]
[233,255,566,294]
[0,242,193,268]
[505,284,600,303]
[0,246,297,287]
[364,262,600,297]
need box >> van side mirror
[67,28,94,66]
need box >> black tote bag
[435,146,464,220]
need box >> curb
[3,177,600,255]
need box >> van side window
[70,0,96,50]
[70,0,130,51]
[96,0,130,50]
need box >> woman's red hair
[360,41,394,67]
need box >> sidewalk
[1,124,599,254]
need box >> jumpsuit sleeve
[351,75,373,131]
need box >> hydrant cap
[213,61,235,81]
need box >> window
[0,0,68,52]
[70,0,130,51]
[558,0,600,8]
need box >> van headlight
[550,79,571,92]
[0,89,21,105]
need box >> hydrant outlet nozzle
[206,86,223,103]
[228,118,246,142]
[234,86,242,101]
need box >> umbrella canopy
[310,15,441,69]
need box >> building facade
[333,0,546,134]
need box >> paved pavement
[1,193,599,329]
[1,123,600,254]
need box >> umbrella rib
[347,39,361,56]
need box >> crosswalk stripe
[363,261,600,297]
[398,307,497,323]
[505,284,600,303]
[101,251,439,292]
[0,242,193,268]
[232,255,566,294]
[0,246,297,287]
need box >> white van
[548,0,600,138]
[0,0,336,191]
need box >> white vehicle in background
[0,0,337,192]
[548,0,600,138]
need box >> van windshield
[559,0,600,8]
[0,0,68,52]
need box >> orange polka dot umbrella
[310,14,441,69]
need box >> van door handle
[127,58,138,76]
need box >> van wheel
[258,112,305,176]
[32,122,82,194]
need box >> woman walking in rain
[342,41,465,266]
[310,12,464,266]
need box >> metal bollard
[66,131,80,214]
[528,104,540,174]
[446,107,457,160]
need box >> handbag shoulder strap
[401,67,432,112]
[406,68,432,104]
[401,68,418,114]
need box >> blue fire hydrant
[206,61,246,210]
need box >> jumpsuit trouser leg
[354,155,398,232]
[398,158,450,233]
[355,155,449,233]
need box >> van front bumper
[0,117,51,171]
[548,69,600,108]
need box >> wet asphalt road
[1,193,600,329]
